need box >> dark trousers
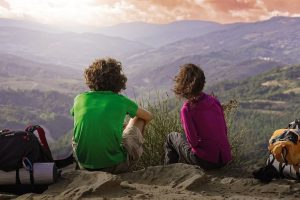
[164,132,224,170]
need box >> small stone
[220,177,235,184]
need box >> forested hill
[0,89,73,142]
[0,54,85,93]
[208,65,300,163]
[210,65,300,113]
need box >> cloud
[1,0,300,26]
[91,0,209,24]
[261,0,300,14]
[0,0,10,9]
[205,0,258,11]
[198,0,264,22]
[91,0,300,24]
[191,0,300,23]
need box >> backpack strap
[296,119,300,130]
[268,153,285,179]
[270,130,299,145]
[22,157,34,185]
[25,125,50,152]
[15,169,21,185]
[0,129,10,134]
[253,153,281,183]
[54,154,74,169]
[25,125,54,162]
[25,125,76,169]
[281,146,289,164]
[288,119,300,129]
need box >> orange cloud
[198,0,264,23]
[205,0,258,11]
[92,0,208,24]
[1,0,300,26]
[92,0,300,24]
[262,0,300,14]
[148,0,197,9]
[199,0,300,23]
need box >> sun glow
[0,0,129,26]
[1,0,300,27]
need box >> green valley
[209,65,300,163]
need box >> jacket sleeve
[181,107,201,148]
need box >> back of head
[173,63,206,101]
[84,58,127,93]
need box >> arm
[181,107,201,148]
[136,107,153,124]
[125,108,153,135]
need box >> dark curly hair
[173,63,206,101]
[84,58,127,93]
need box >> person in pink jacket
[164,63,232,170]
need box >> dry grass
[131,96,244,170]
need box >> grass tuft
[132,95,244,170]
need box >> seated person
[164,63,232,170]
[71,58,153,173]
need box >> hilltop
[209,65,300,162]
[2,163,300,200]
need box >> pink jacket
[180,92,232,164]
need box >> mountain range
[0,89,73,143]
[208,64,300,161]
[0,21,150,68]
[1,16,300,154]
[1,16,300,95]
[0,53,85,93]
[126,16,300,92]
[95,20,224,47]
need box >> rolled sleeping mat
[0,163,59,185]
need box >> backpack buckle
[26,125,40,133]
[22,157,33,171]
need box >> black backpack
[0,125,74,194]
[0,125,53,172]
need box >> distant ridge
[1,16,300,93]
[0,18,62,33]
[95,20,224,47]
[0,54,85,93]
[0,26,150,68]
[126,16,300,91]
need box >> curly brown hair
[84,58,127,93]
[173,63,206,101]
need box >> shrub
[132,95,244,170]
[223,99,246,166]
[51,94,244,169]
[131,94,183,169]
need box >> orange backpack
[269,129,300,165]
[253,119,300,182]
[268,119,300,172]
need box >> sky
[0,0,300,27]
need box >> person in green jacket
[71,58,153,173]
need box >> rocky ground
[1,163,300,200]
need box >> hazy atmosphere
[1,0,300,199]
